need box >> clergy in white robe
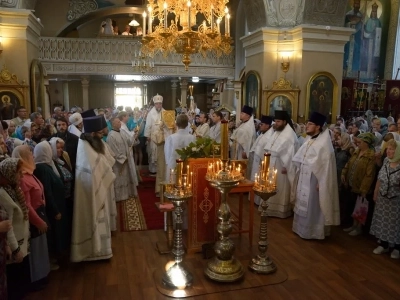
[102,140,117,232]
[247,115,273,206]
[165,115,196,182]
[144,94,172,194]
[291,112,340,239]
[209,111,222,143]
[194,112,210,138]
[107,117,138,201]
[68,112,83,137]
[263,110,298,218]
[230,105,256,160]
[71,115,115,262]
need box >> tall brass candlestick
[176,159,183,186]
[220,120,229,161]
[263,153,271,180]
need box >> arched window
[114,84,143,109]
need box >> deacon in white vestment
[102,140,117,232]
[107,117,138,201]
[247,115,273,206]
[165,115,196,182]
[230,105,256,160]
[209,111,222,143]
[71,115,115,262]
[263,110,298,218]
[291,112,340,239]
[68,112,83,137]
[194,112,210,138]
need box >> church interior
[1,0,400,299]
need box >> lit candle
[224,7,228,34]
[202,20,206,32]
[187,1,191,30]
[210,6,214,32]
[190,171,193,187]
[176,159,183,186]
[142,11,147,36]
[274,169,277,187]
[148,7,153,33]
[255,173,258,185]
[226,13,230,36]
[220,120,229,160]
[216,18,221,33]
[164,2,168,28]
[263,153,271,181]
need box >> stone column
[180,78,188,108]
[43,78,51,119]
[143,83,148,106]
[171,79,179,109]
[232,80,243,123]
[81,77,90,110]
[224,78,235,109]
[63,81,70,111]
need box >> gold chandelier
[132,51,155,74]
[140,0,232,71]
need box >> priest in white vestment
[194,112,210,138]
[144,94,172,195]
[165,114,196,182]
[263,110,298,218]
[71,115,115,262]
[209,111,222,143]
[102,136,117,232]
[68,113,83,137]
[107,117,138,201]
[291,112,340,239]
[247,115,273,206]
[230,105,256,160]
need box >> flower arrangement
[176,137,220,160]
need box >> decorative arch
[243,0,267,32]
[244,70,262,118]
[56,6,145,37]
[30,59,47,113]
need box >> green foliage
[176,137,220,160]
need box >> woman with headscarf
[33,141,68,270]
[341,132,377,235]
[0,158,30,299]
[370,140,400,259]
[49,137,74,244]
[12,145,50,285]
[0,203,11,299]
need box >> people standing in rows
[341,132,376,235]
[71,116,115,262]
[230,105,256,160]
[263,110,298,218]
[291,112,340,239]
[11,106,28,127]
[370,140,400,258]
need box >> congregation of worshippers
[0,93,400,299]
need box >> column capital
[81,77,90,86]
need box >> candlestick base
[204,176,244,282]
[248,190,277,275]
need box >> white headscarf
[49,137,64,161]
[33,141,60,177]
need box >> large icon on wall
[306,72,338,124]
[343,0,388,81]
[269,95,292,119]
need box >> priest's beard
[57,131,67,139]
[80,133,105,154]
[274,123,286,132]
[306,129,320,136]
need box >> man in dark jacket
[49,117,78,171]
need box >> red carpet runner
[137,170,164,230]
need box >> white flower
[192,147,198,152]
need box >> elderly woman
[341,132,377,234]
[0,158,30,299]
[12,145,51,284]
[33,141,68,270]
[7,120,16,138]
[370,140,400,259]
